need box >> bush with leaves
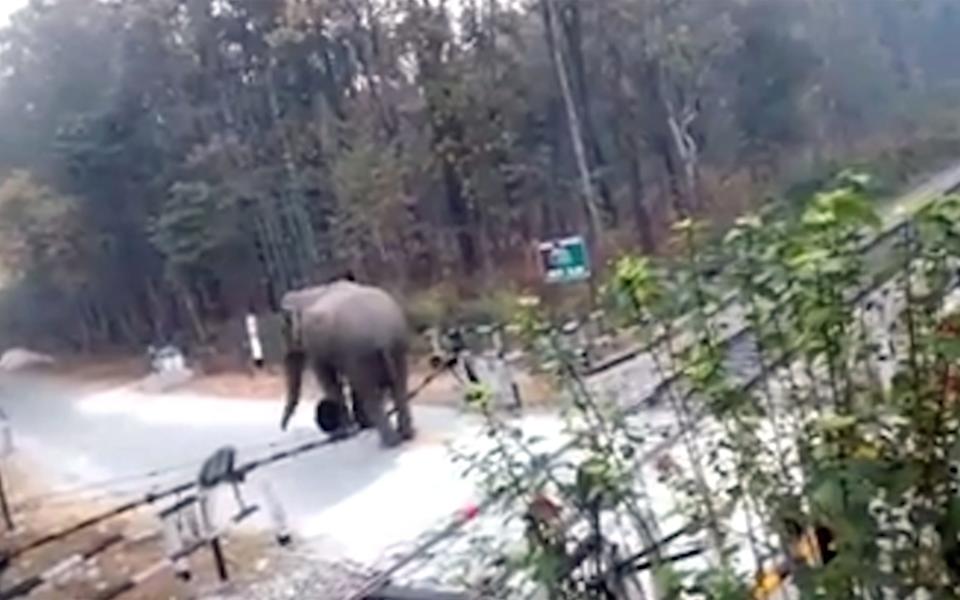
[454,175,960,598]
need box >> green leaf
[835,169,872,190]
[936,336,960,359]
[815,412,858,432]
[811,477,844,517]
[805,186,881,229]
[944,496,960,538]
[787,247,830,269]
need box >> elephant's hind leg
[369,391,402,448]
[350,356,401,448]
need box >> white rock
[0,348,55,371]
[137,367,195,393]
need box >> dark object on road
[315,398,347,434]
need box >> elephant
[279,280,414,447]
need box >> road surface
[0,374,507,565]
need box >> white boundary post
[258,479,291,546]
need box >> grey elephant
[279,280,414,447]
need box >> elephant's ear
[280,291,302,312]
[281,308,303,350]
[281,285,332,312]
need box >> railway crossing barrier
[0,442,292,598]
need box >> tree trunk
[665,102,702,213]
[415,3,480,274]
[265,60,320,287]
[606,41,655,252]
[175,276,207,343]
[76,295,94,353]
[645,60,699,217]
[542,0,603,246]
[146,279,168,342]
[557,0,617,226]
[627,152,655,252]
[441,159,479,273]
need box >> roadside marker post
[246,312,264,370]
[258,479,291,546]
[196,446,250,583]
[158,494,199,581]
[92,505,259,600]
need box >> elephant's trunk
[281,350,305,430]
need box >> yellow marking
[753,570,784,599]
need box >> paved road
[3,162,960,593]
[0,375,492,565]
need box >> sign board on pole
[537,236,590,284]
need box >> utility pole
[542,0,602,244]
[0,468,13,532]
[0,410,14,531]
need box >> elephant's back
[300,282,407,358]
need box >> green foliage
[3,0,960,355]
[405,284,529,331]
[149,181,246,271]
[405,284,459,332]
[456,173,960,597]
[608,256,663,319]
[0,170,88,285]
[783,135,960,208]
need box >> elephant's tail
[379,344,408,401]
[379,348,398,391]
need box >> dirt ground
[0,455,277,599]
[185,357,556,408]
[45,355,150,391]
[45,352,557,409]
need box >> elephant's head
[278,283,343,430]
[280,285,330,352]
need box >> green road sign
[538,236,590,283]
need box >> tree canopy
[1,0,960,350]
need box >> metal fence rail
[0,435,336,571]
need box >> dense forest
[1,0,960,351]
